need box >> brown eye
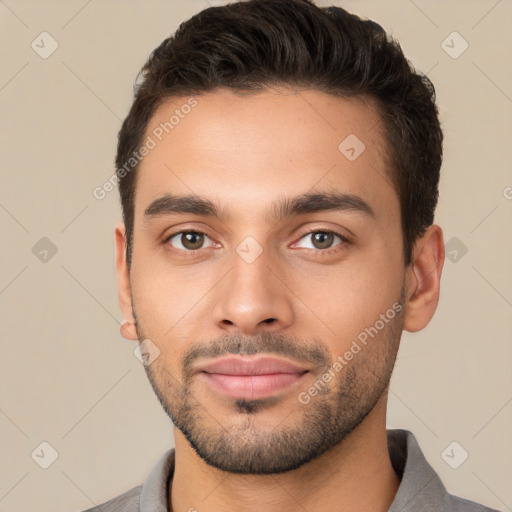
[181,232,204,250]
[293,230,348,253]
[166,231,214,252]
[311,232,335,249]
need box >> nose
[211,246,294,335]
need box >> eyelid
[290,227,351,254]
[292,225,352,244]
[163,229,217,251]
[162,225,352,258]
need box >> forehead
[134,87,397,227]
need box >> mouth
[195,355,310,400]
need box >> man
[85,0,500,510]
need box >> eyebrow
[143,191,375,225]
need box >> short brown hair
[116,0,443,268]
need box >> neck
[170,394,400,512]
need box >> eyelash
[162,228,351,258]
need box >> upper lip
[195,356,309,376]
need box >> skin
[115,86,445,512]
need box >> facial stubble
[132,291,405,475]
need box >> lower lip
[201,372,306,400]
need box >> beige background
[1,1,511,511]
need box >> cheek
[129,262,182,344]
[294,254,402,348]
[130,256,220,366]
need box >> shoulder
[73,448,175,512]
[387,429,502,512]
[449,494,502,512]
[77,484,142,512]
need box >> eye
[293,229,349,252]
[164,230,215,252]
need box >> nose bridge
[211,240,294,333]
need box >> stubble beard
[135,295,404,474]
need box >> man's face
[125,87,406,474]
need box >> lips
[196,356,309,400]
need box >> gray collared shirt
[80,429,501,512]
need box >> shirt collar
[387,429,449,511]
[139,447,175,512]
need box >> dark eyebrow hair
[143,191,375,225]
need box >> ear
[403,224,445,333]
[115,222,138,341]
